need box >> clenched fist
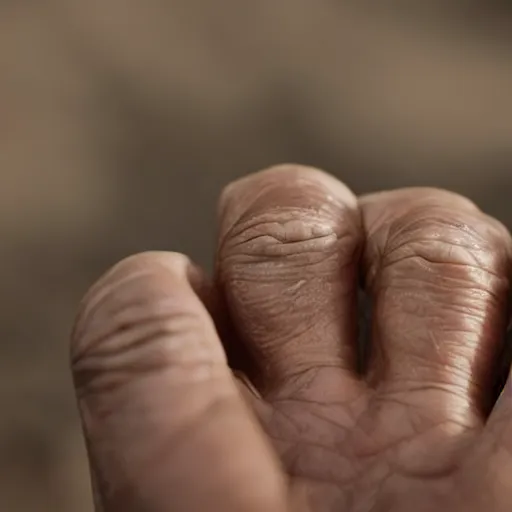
[71,165,512,511]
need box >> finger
[479,333,512,480]
[217,164,365,397]
[71,252,289,512]
[468,353,512,509]
[360,189,512,426]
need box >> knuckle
[221,206,360,270]
[219,168,360,268]
[219,165,358,247]
[219,164,307,213]
[71,252,216,392]
[364,186,507,262]
[79,252,190,304]
[368,187,479,211]
[106,251,190,282]
[249,164,347,190]
[365,190,511,292]
[220,164,334,200]
[387,207,506,271]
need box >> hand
[71,165,512,512]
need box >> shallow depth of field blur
[1,2,511,510]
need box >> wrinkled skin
[71,165,512,512]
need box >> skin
[71,165,512,511]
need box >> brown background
[1,2,512,511]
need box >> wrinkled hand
[71,166,512,511]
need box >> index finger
[71,251,289,512]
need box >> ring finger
[360,188,512,435]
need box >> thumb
[70,252,289,512]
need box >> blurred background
[1,2,512,510]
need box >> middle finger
[216,165,364,398]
